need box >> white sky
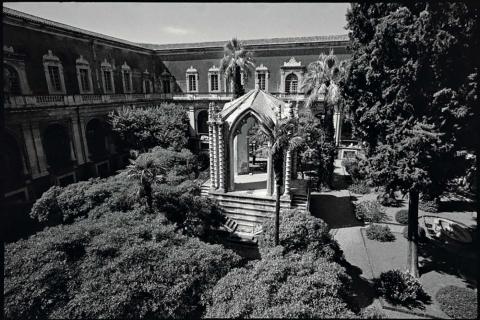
[4,2,351,44]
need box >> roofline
[3,7,350,53]
[3,7,153,52]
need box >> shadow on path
[310,194,363,229]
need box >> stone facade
[2,7,352,205]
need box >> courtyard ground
[309,160,478,319]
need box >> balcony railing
[4,93,173,108]
[170,91,323,102]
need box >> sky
[4,2,351,44]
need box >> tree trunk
[274,182,281,245]
[407,189,420,278]
[233,65,244,98]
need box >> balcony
[171,91,322,102]
[4,93,173,108]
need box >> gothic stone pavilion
[202,89,309,236]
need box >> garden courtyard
[309,160,478,318]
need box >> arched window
[0,133,24,190]
[197,110,208,134]
[4,64,22,95]
[86,119,108,160]
[43,124,72,170]
[285,73,298,94]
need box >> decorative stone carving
[283,57,301,67]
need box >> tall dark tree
[344,3,480,277]
[219,38,255,98]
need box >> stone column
[212,122,219,189]
[333,108,343,146]
[218,122,225,192]
[27,123,49,178]
[208,120,215,190]
[283,149,292,197]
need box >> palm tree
[301,50,349,188]
[270,117,304,245]
[125,151,166,213]
[219,38,255,99]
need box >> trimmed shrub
[402,226,426,241]
[204,252,355,318]
[435,286,477,319]
[258,208,341,261]
[374,270,428,305]
[348,182,370,194]
[365,224,395,242]
[354,200,387,223]
[5,209,241,319]
[360,305,386,319]
[342,158,364,182]
[395,209,409,225]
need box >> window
[4,64,22,95]
[186,66,198,93]
[43,50,66,94]
[163,79,170,93]
[258,73,266,90]
[210,74,219,91]
[48,66,62,91]
[285,73,298,93]
[121,62,132,93]
[103,70,113,92]
[188,74,197,92]
[101,59,115,93]
[79,68,90,92]
[255,64,269,92]
[76,55,93,94]
[123,71,131,92]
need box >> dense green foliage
[5,209,241,319]
[435,286,478,319]
[348,182,370,195]
[219,38,255,98]
[297,108,336,189]
[109,103,190,152]
[30,147,224,240]
[374,270,428,305]
[354,200,387,223]
[205,209,357,318]
[343,3,479,198]
[418,198,440,213]
[259,208,341,260]
[395,209,409,225]
[205,251,355,318]
[30,173,137,225]
[365,224,395,242]
[360,305,386,319]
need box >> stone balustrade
[4,93,173,108]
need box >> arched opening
[341,120,354,141]
[43,124,72,171]
[197,110,208,134]
[4,64,22,95]
[86,119,109,160]
[228,112,272,193]
[0,133,25,191]
[285,73,298,94]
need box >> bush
[395,209,409,224]
[374,270,428,305]
[402,226,426,241]
[205,252,355,318]
[348,182,370,194]
[360,305,386,319]
[5,209,241,319]
[109,103,190,152]
[365,224,395,242]
[377,192,398,207]
[342,158,365,182]
[419,198,440,213]
[258,208,341,261]
[354,200,387,223]
[435,286,477,319]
